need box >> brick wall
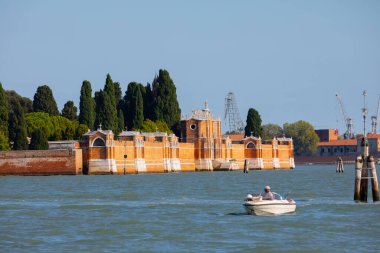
[0,149,82,175]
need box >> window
[190,124,197,130]
[93,138,106,147]
[246,142,255,149]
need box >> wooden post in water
[360,155,368,202]
[369,155,380,202]
[354,90,380,202]
[243,159,249,173]
[336,157,344,173]
[359,141,369,202]
[354,156,363,201]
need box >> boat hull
[243,200,296,215]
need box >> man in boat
[261,185,274,200]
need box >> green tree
[124,82,145,130]
[283,120,319,156]
[114,82,123,104]
[0,130,10,150]
[50,116,77,140]
[155,120,171,133]
[95,74,118,132]
[104,74,116,108]
[25,112,87,141]
[143,83,154,120]
[78,80,95,129]
[141,119,156,132]
[29,129,48,150]
[244,108,262,137]
[117,109,125,133]
[11,101,28,150]
[141,119,171,133]
[33,85,59,116]
[152,69,181,130]
[262,123,283,140]
[25,112,54,139]
[76,123,89,139]
[0,83,9,136]
[132,88,144,130]
[94,90,117,132]
[61,100,77,120]
[6,90,33,113]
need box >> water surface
[1,165,379,252]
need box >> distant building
[315,129,339,142]
[314,130,380,157]
[367,133,380,155]
[223,133,244,144]
[317,139,357,156]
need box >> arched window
[246,142,255,149]
[93,138,106,147]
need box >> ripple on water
[1,166,380,253]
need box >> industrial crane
[336,94,354,139]
[371,95,380,134]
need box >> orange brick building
[80,104,295,174]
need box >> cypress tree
[101,74,118,131]
[152,69,181,130]
[0,83,9,137]
[29,129,49,150]
[117,109,125,133]
[104,74,116,108]
[244,108,262,137]
[132,87,144,130]
[124,82,144,130]
[94,90,105,130]
[6,90,33,113]
[114,82,122,104]
[61,100,77,120]
[11,101,28,150]
[94,90,117,132]
[143,83,154,120]
[33,85,59,116]
[78,80,95,129]
[114,82,125,126]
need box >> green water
[1,165,379,252]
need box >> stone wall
[0,149,82,175]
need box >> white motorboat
[243,193,296,216]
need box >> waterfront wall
[0,106,295,176]
[0,149,82,175]
[295,155,357,165]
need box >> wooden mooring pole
[360,154,368,202]
[354,156,362,201]
[354,91,379,202]
[369,155,380,202]
[354,138,379,202]
[336,157,344,173]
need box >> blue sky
[1,0,379,134]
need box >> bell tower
[180,102,222,170]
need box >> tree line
[0,68,318,155]
[0,69,181,151]
[244,108,319,156]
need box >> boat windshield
[273,192,283,200]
